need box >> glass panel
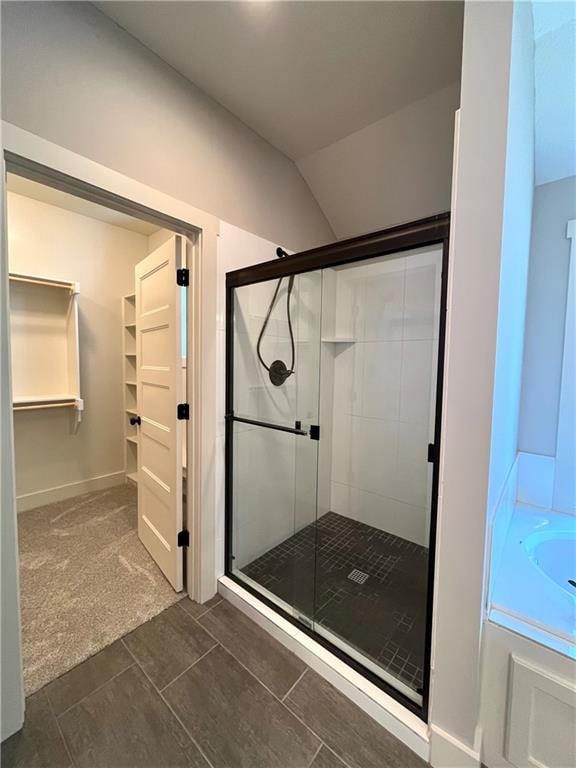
[313,244,443,704]
[228,243,443,706]
[230,271,322,624]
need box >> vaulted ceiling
[95,1,463,160]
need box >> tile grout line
[158,642,219,693]
[175,595,223,622]
[189,611,361,768]
[121,637,218,768]
[187,606,354,756]
[131,604,354,768]
[281,667,308,702]
[44,690,77,768]
[324,743,356,768]
[53,660,136,721]
[194,634,334,761]
[307,740,324,767]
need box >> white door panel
[136,235,184,591]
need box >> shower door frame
[225,212,451,721]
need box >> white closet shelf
[321,337,357,343]
[124,293,136,301]
[126,407,138,416]
[126,472,138,485]
[126,436,138,445]
[124,323,136,329]
[125,381,137,387]
[125,352,136,357]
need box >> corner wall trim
[218,575,430,762]
[16,471,126,512]
[429,724,481,768]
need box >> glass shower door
[228,270,322,625]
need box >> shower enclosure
[225,214,450,717]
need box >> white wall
[7,192,148,509]
[487,0,534,521]
[0,131,25,742]
[552,220,575,514]
[518,175,576,455]
[326,247,442,546]
[297,84,460,240]
[429,3,515,765]
[1,1,334,253]
[534,15,576,186]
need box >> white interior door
[136,235,184,591]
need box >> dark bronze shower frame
[225,212,450,721]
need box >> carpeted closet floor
[17,483,181,694]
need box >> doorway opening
[6,168,193,695]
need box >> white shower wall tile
[328,246,442,537]
[362,269,405,341]
[234,426,296,568]
[331,481,352,518]
[403,261,438,341]
[349,415,398,497]
[349,486,428,546]
[331,412,352,485]
[357,341,402,421]
[395,421,430,509]
[399,339,434,425]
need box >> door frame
[1,123,218,607]
[224,212,451,722]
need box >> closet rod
[13,401,76,411]
[9,273,76,291]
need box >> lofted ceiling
[95,1,463,160]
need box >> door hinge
[176,268,189,287]
[177,403,190,420]
[427,443,436,463]
[177,529,189,547]
[309,424,320,441]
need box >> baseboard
[16,471,127,513]
[430,724,481,768]
[218,575,430,763]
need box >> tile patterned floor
[2,595,426,768]
[241,511,429,692]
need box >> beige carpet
[18,484,182,694]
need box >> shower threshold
[236,512,428,700]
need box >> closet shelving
[122,293,139,485]
[9,272,83,419]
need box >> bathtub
[490,503,576,659]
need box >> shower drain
[348,569,369,585]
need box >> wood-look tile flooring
[2,595,426,768]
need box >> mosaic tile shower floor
[241,512,428,693]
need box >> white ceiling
[7,175,160,235]
[95,1,463,160]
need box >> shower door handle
[225,414,308,436]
